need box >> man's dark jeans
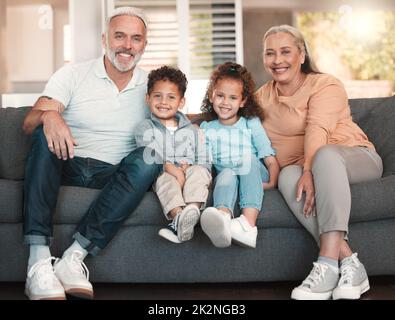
[23,127,161,255]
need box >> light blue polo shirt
[42,56,150,165]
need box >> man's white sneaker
[25,257,66,300]
[230,216,258,248]
[200,207,231,248]
[291,262,339,300]
[54,250,94,299]
[159,204,201,243]
[333,253,370,300]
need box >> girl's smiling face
[210,78,246,125]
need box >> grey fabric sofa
[1,97,395,283]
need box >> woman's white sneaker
[333,253,370,300]
[54,250,94,299]
[291,262,339,300]
[25,257,66,300]
[230,216,258,248]
[200,207,231,248]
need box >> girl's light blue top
[200,116,276,171]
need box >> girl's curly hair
[201,62,264,121]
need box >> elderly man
[22,7,160,300]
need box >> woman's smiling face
[263,32,305,86]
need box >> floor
[1,276,395,300]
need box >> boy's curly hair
[201,62,264,121]
[147,65,188,97]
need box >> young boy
[135,66,212,243]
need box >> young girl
[200,62,279,249]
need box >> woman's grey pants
[278,145,383,244]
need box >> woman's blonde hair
[263,25,320,74]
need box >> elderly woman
[256,25,383,300]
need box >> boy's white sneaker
[25,257,66,300]
[333,253,370,300]
[291,262,339,300]
[230,216,258,248]
[54,250,94,299]
[159,204,201,243]
[200,207,231,248]
[177,204,201,242]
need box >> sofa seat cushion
[51,186,302,228]
[46,178,395,228]
[3,178,393,228]
[0,179,24,223]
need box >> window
[105,0,243,112]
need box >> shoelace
[168,214,180,234]
[62,251,90,280]
[302,262,328,288]
[28,257,58,290]
[339,254,360,285]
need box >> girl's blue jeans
[213,155,269,216]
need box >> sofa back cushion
[349,96,395,177]
[0,97,394,180]
[0,107,32,180]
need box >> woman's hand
[296,170,316,218]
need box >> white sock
[28,245,51,272]
[62,240,88,260]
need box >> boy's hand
[174,169,186,188]
[164,162,186,188]
[179,160,190,173]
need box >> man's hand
[296,170,316,218]
[41,111,77,160]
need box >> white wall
[69,0,102,63]
[3,0,69,94]
[7,5,54,82]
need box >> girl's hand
[296,170,316,218]
[263,182,275,190]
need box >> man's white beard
[106,45,143,73]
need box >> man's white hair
[105,6,148,34]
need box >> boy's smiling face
[146,80,185,123]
